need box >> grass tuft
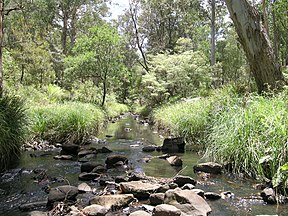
[29,102,105,144]
[0,95,27,170]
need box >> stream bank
[0,114,287,215]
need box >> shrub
[28,102,104,144]
[0,95,27,170]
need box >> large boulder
[89,194,135,210]
[105,155,128,168]
[164,188,212,216]
[153,204,181,216]
[48,185,79,206]
[161,137,185,153]
[120,181,162,199]
[166,156,182,167]
[193,162,223,175]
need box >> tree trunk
[0,1,4,97]
[272,0,279,62]
[225,0,284,92]
[129,1,149,72]
[211,0,216,67]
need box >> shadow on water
[0,114,288,215]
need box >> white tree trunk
[225,0,284,92]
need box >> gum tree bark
[0,0,4,97]
[225,0,285,92]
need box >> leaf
[281,162,288,171]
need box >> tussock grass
[29,102,105,144]
[0,95,27,170]
[205,92,288,179]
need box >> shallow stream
[0,114,287,215]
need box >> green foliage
[65,23,126,106]
[70,81,102,104]
[0,95,27,170]
[28,102,105,144]
[139,50,210,106]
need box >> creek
[0,114,287,215]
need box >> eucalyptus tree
[225,0,284,92]
[65,24,125,106]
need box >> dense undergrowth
[153,86,288,188]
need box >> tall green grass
[153,98,211,145]
[29,102,105,144]
[205,92,288,179]
[0,95,27,170]
[152,86,288,187]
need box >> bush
[28,102,105,144]
[0,95,27,170]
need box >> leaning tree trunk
[225,0,284,92]
[0,1,4,97]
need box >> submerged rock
[193,162,223,175]
[166,156,182,167]
[142,146,157,152]
[19,201,47,211]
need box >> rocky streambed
[0,114,288,216]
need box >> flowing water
[0,114,288,215]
